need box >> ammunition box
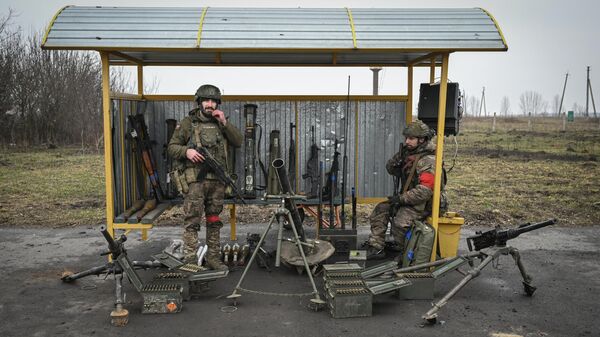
[327,287,372,318]
[140,282,183,314]
[394,272,435,300]
[348,250,367,268]
[320,229,358,255]
[152,272,190,301]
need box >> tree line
[0,10,133,149]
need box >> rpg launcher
[190,144,247,205]
[467,218,557,251]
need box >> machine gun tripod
[416,218,557,324]
[61,226,228,326]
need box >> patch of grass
[444,117,600,226]
[0,147,105,227]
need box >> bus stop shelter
[41,6,507,260]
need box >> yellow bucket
[427,212,464,258]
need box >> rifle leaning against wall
[128,114,165,201]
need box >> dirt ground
[0,223,598,337]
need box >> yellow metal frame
[429,52,450,262]
[196,7,209,48]
[345,7,358,49]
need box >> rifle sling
[402,154,421,195]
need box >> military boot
[182,226,200,265]
[205,225,229,271]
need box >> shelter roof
[42,6,507,66]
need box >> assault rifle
[467,218,557,251]
[190,144,247,205]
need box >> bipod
[422,244,536,324]
[227,194,325,310]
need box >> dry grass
[444,116,600,226]
[0,147,105,227]
[0,116,599,228]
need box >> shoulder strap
[192,122,202,147]
[402,154,421,194]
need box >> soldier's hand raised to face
[212,109,227,125]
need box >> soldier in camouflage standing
[168,84,243,270]
[364,120,446,259]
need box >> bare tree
[519,91,544,116]
[500,96,511,116]
[468,96,481,117]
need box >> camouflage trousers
[182,179,225,261]
[367,200,422,250]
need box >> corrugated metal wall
[110,97,405,216]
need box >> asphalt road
[0,223,598,337]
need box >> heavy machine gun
[61,226,228,326]
[467,218,557,251]
[419,218,557,324]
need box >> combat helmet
[194,84,222,104]
[402,120,433,139]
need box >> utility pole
[479,86,487,117]
[559,72,569,116]
[586,66,590,117]
[586,66,596,118]
[370,67,382,95]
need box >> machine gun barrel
[467,218,557,251]
[509,218,557,238]
[100,225,126,258]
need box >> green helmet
[194,84,222,104]
[402,120,432,139]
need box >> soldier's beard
[200,106,216,117]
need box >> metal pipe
[272,158,306,242]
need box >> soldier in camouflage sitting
[168,84,243,270]
[364,120,446,260]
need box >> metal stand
[228,196,325,309]
[422,245,536,323]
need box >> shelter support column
[407,65,413,123]
[101,52,116,239]
[430,52,450,262]
[137,64,144,97]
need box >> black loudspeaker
[417,82,461,135]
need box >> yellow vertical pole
[430,57,436,84]
[430,53,450,262]
[407,65,414,124]
[101,52,115,239]
[137,64,143,97]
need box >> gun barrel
[99,225,124,256]
[272,158,306,242]
[508,218,557,239]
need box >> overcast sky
[2,0,598,114]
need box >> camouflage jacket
[168,107,242,181]
[385,140,443,212]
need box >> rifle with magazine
[188,142,247,205]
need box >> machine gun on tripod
[418,218,557,324]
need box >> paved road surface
[0,224,598,337]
